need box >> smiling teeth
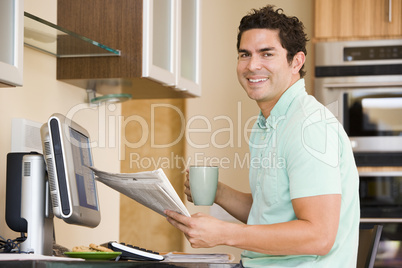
[249,78,267,83]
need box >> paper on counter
[162,252,235,263]
[89,167,190,217]
[0,253,83,261]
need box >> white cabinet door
[0,0,23,87]
[176,0,201,96]
[142,0,201,96]
[142,0,176,86]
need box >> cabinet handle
[388,0,392,23]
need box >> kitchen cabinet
[57,0,201,99]
[0,0,23,87]
[314,0,402,41]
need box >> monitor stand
[20,154,54,255]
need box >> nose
[247,55,262,71]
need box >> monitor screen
[69,127,98,210]
[41,113,100,228]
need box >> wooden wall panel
[120,98,186,252]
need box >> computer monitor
[40,113,100,228]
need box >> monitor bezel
[41,113,100,228]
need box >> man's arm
[214,182,253,223]
[165,194,341,256]
[184,177,252,223]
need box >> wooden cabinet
[314,0,402,41]
[57,0,201,99]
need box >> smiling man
[236,28,303,118]
[165,5,360,267]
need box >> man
[165,5,360,267]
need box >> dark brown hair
[237,5,309,77]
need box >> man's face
[237,28,299,105]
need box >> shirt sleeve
[284,108,343,200]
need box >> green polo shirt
[241,79,360,267]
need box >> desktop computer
[5,113,101,255]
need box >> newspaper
[89,167,190,217]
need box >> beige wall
[184,0,314,261]
[0,0,120,250]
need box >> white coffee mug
[189,166,219,206]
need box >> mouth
[247,77,268,85]
[248,78,268,83]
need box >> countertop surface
[0,260,239,268]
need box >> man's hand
[164,210,231,248]
[184,170,193,203]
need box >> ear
[291,51,306,75]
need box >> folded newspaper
[89,167,190,217]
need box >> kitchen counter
[0,260,239,268]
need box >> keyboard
[107,241,165,261]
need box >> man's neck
[257,100,276,119]
[258,77,302,119]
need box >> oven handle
[361,218,402,223]
[324,81,402,89]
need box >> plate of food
[64,243,122,260]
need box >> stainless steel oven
[314,39,402,224]
[315,39,402,154]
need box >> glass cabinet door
[142,0,176,86]
[0,1,15,66]
[142,0,201,96]
[0,0,23,87]
[176,0,201,96]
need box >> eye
[263,52,273,57]
[238,52,250,58]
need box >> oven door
[315,79,402,153]
[359,167,402,223]
[343,86,402,153]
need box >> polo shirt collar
[257,79,306,130]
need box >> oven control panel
[344,45,402,61]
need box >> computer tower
[5,152,54,255]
